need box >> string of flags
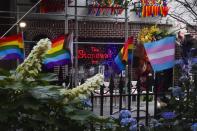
[88,6,124,16]
[88,0,124,16]
[133,0,169,17]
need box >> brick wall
[23,20,172,80]
[24,20,172,40]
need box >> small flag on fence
[0,33,24,62]
[113,37,134,74]
[43,35,71,69]
[144,36,176,72]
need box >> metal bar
[65,0,68,34]
[0,10,126,19]
[124,3,128,41]
[145,74,151,126]
[109,76,114,115]
[15,0,20,66]
[58,66,63,86]
[23,40,124,44]
[16,0,19,35]
[100,85,104,116]
[68,5,125,8]
[0,24,17,26]
[68,14,125,19]
[68,5,87,8]
[17,3,33,6]
[93,92,171,97]
[0,0,42,38]
[91,92,94,111]
[119,75,123,111]
[65,0,70,84]
[74,42,124,44]
[0,10,67,16]
[136,78,141,128]
[0,16,15,19]
[127,68,131,111]
[69,74,73,89]
[90,89,95,131]
[125,3,131,111]
[16,4,125,8]
[154,72,157,118]
[74,0,79,86]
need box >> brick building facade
[21,20,174,81]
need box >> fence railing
[90,75,172,127]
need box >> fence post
[69,75,73,89]
[109,76,114,115]
[100,85,104,116]
[154,72,157,118]
[145,73,152,126]
[119,75,124,111]
[137,78,141,127]
[127,77,131,111]
[58,66,63,86]
[91,92,94,112]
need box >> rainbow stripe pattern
[113,37,134,74]
[0,34,24,61]
[144,36,176,72]
[43,35,71,69]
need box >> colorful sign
[78,44,122,65]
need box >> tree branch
[168,13,197,32]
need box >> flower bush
[0,39,105,130]
[137,25,170,44]
[191,123,197,131]
[119,110,137,131]
[161,112,176,120]
[149,34,197,131]
[16,38,51,80]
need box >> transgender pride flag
[144,36,176,72]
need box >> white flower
[62,74,104,104]
[15,38,51,80]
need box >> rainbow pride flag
[0,34,24,62]
[113,37,134,74]
[43,35,71,69]
[144,36,175,72]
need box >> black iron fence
[90,75,170,127]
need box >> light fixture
[19,21,27,28]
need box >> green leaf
[38,73,58,82]
[69,110,94,121]
[29,86,62,101]
[0,68,10,77]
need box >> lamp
[19,21,27,28]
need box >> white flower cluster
[16,38,51,80]
[60,74,104,104]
